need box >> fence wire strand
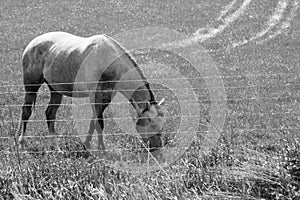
[0,71,299,88]
[0,95,298,110]
[0,82,299,95]
[0,127,298,141]
[0,108,298,126]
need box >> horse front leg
[84,113,105,156]
[84,90,111,157]
[83,116,96,150]
[84,95,106,154]
[94,99,110,153]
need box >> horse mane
[104,34,156,103]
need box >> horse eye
[141,104,150,114]
[142,108,148,114]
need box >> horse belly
[71,83,90,97]
[43,42,94,98]
[44,68,90,98]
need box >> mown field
[0,0,300,199]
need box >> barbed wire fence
[0,71,299,158]
[0,0,299,174]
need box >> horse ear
[158,98,165,106]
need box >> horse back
[22,32,109,96]
[22,31,143,98]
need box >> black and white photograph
[0,0,299,199]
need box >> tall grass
[1,125,300,199]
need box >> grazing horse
[17,31,165,153]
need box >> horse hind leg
[17,84,42,149]
[45,86,63,152]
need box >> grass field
[1,0,300,199]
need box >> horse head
[135,98,166,151]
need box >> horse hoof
[15,142,25,152]
[82,141,91,150]
[96,151,106,158]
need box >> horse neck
[116,72,155,113]
[105,35,155,112]
[131,83,155,112]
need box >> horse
[17,31,165,154]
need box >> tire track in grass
[293,2,300,38]
[231,0,294,47]
[161,0,253,49]
[163,0,298,50]
[217,0,239,21]
[257,0,300,44]
[193,0,253,42]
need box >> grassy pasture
[0,0,300,199]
